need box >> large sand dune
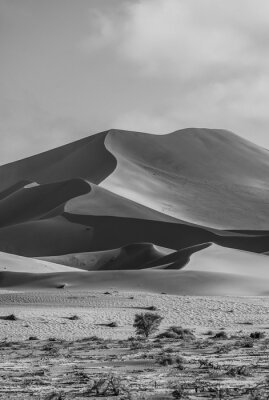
[102,129,269,229]
[1,127,269,294]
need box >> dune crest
[102,128,269,229]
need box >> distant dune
[0,251,86,274]
[1,269,269,296]
[1,128,269,295]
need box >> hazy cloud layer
[1,0,269,163]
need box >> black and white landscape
[1,1,269,399]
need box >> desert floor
[1,290,269,399]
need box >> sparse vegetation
[67,315,79,320]
[107,321,118,327]
[250,332,266,339]
[158,326,195,340]
[133,312,163,338]
[213,331,228,339]
[0,314,18,321]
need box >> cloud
[85,0,269,81]
[83,0,269,146]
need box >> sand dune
[1,128,269,229]
[0,178,90,227]
[0,211,268,258]
[39,243,169,271]
[0,216,93,257]
[186,243,269,277]
[40,243,211,271]
[0,128,269,294]
[0,251,85,274]
[64,182,177,222]
[1,268,269,296]
[102,128,269,229]
[0,130,116,191]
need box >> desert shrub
[56,284,66,289]
[158,355,175,366]
[158,353,185,368]
[87,375,126,396]
[107,321,118,327]
[171,384,189,399]
[158,326,195,340]
[28,336,38,341]
[133,312,163,338]
[239,338,254,348]
[205,330,213,336]
[146,306,158,311]
[68,315,79,320]
[226,365,252,377]
[44,392,64,400]
[249,389,268,400]
[198,359,219,369]
[130,340,145,350]
[213,331,228,339]
[215,343,234,353]
[0,314,17,321]
[250,332,265,339]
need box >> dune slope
[0,128,269,295]
[1,269,269,296]
[0,131,116,191]
[0,251,85,274]
[102,128,269,229]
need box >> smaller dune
[0,251,86,274]
[39,243,172,271]
[185,243,269,277]
[1,269,269,296]
[39,242,212,271]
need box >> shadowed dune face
[1,210,268,258]
[1,128,269,295]
[0,131,116,191]
[0,179,91,228]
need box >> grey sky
[1,0,269,164]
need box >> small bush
[250,332,265,340]
[213,331,228,339]
[0,314,17,321]
[68,315,79,320]
[171,384,189,399]
[205,330,213,336]
[107,321,118,327]
[226,365,252,377]
[44,392,64,400]
[28,336,38,341]
[146,306,158,311]
[239,338,254,348]
[158,353,185,367]
[133,312,163,338]
[56,284,66,289]
[158,326,195,340]
[87,375,126,396]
